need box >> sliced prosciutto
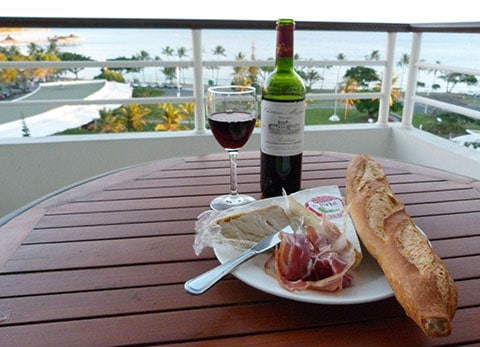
[266,218,356,292]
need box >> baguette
[345,154,457,338]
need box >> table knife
[184,225,294,295]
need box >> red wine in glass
[206,86,257,211]
[208,111,256,150]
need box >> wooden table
[0,151,479,346]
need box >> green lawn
[305,99,480,137]
[305,99,375,125]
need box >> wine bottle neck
[275,20,294,71]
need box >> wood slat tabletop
[0,151,479,346]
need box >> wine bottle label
[261,100,305,156]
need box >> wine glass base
[210,194,256,211]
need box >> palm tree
[212,45,226,85]
[95,109,125,133]
[136,50,151,83]
[423,60,441,113]
[45,39,60,56]
[153,56,161,84]
[232,52,249,86]
[396,53,410,90]
[332,53,346,118]
[428,60,442,95]
[299,68,321,92]
[212,45,226,57]
[178,102,195,128]
[161,46,175,58]
[161,46,175,86]
[320,63,332,91]
[155,104,189,131]
[365,49,380,61]
[3,44,21,56]
[118,104,151,131]
[340,77,358,121]
[177,47,188,59]
[176,47,188,85]
[162,67,177,86]
[27,42,43,56]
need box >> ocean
[3,27,480,92]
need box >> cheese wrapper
[291,186,362,261]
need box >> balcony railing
[1,18,480,220]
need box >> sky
[1,0,479,24]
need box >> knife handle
[184,249,255,295]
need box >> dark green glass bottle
[260,19,306,198]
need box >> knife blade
[184,225,295,295]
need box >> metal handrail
[0,17,412,31]
[2,17,480,32]
[0,59,385,107]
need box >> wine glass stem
[228,150,239,198]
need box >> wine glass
[206,86,257,211]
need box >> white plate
[213,194,393,305]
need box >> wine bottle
[260,19,306,198]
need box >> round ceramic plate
[213,196,393,304]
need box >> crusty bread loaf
[345,154,457,338]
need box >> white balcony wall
[0,125,393,220]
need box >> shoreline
[0,28,51,45]
[0,28,82,46]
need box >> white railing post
[402,32,422,128]
[192,29,206,134]
[377,32,396,126]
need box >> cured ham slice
[268,220,356,292]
